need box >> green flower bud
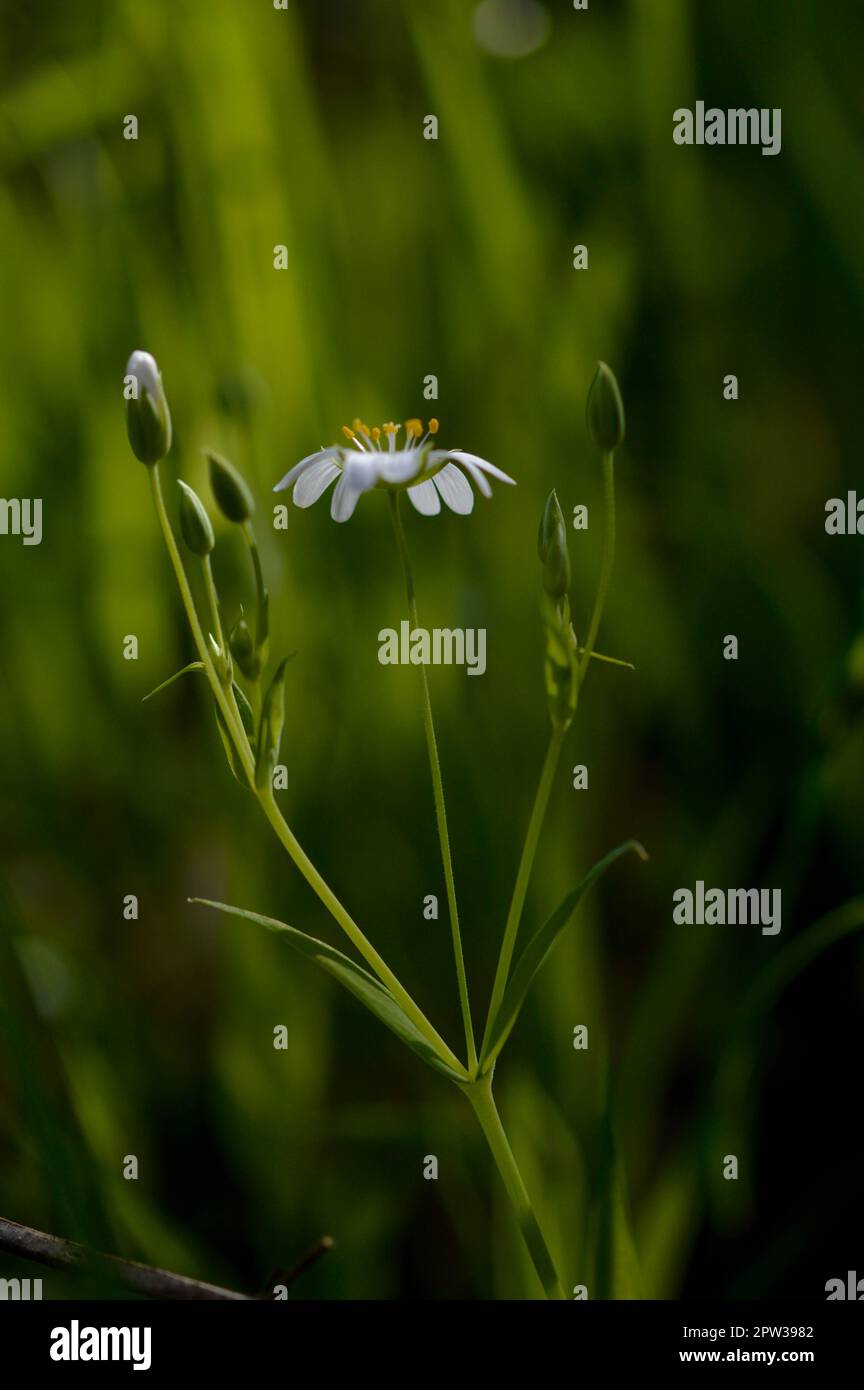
[538,490,570,599]
[537,489,566,563]
[125,350,172,465]
[178,480,215,556]
[542,534,570,599]
[255,657,289,791]
[206,448,255,523]
[586,361,625,453]
[228,614,261,682]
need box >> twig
[0,1216,331,1301]
[257,1235,336,1298]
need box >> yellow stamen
[341,425,355,440]
[371,426,381,442]
[428,418,439,434]
[405,418,422,439]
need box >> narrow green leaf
[576,647,636,671]
[142,661,204,702]
[213,704,251,788]
[482,840,648,1071]
[255,657,288,790]
[190,898,464,1082]
[232,681,255,738]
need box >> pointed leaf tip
[481,839,646,1070]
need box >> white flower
[273,418,515,522]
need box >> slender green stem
[481,725,565,1059]
[149,466,251,766]
[242,519,266,713]
[465,1075,565,1299]
[578,451,616,687]
[242,520,266,639]
[150,468,464,1079]
[389,493,477,1074]
[259,789,468,1079]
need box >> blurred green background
[1,0,863,1300]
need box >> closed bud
[542,534,570,599]
[538,491,570,599]
[537,489,566,564]
[255,657,289,791]
[229,614,261,681]
[586,361,625,453]
[206,448,255,523]
[178,480,215,556]
[125,350,172,465]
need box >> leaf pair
[190,898,465,1083]
[193,840,646,1089]
[480,840,648,1073]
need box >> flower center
[340,418,439,452]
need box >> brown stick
[0,1216,332,1301]
[257,1236,336,1298]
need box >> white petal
[451,456,491,498]
[330,473,360,522]
[330,457,376,522]
[378,450,423,485]
[432,462,474,515]
[293,457,340,507]
[447,450,516,487]
[126,350,161,397]
[273,449,335,493]
[407,479,442,515]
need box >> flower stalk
[481,724,566,1059]
[389,492,478,1074]
[483,362,626,1064]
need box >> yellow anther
[405,418,422,438]
[428,418,439,434]
[371,426,381,442]
[383,421,397,434]
[341,425,356,439]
